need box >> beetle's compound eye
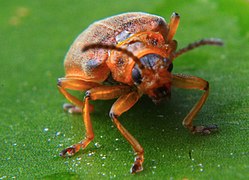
[132,66,142,85]
[168,63,173,72]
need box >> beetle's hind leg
[63,103,82,114]
[172,74,218,134]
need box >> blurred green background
[0,0,248,179]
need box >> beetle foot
[130,156,144,174]
[63,103,94,114]
[59,146,77,157]
[63,103,82,114]
[192,124,218,134]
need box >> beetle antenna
[173,38,224,60]
[82,44,145,70]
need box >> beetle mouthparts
[151,86,171,104]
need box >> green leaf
[0,0,248,179]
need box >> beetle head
[132,54,173,103]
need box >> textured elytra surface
[64,12,168,83]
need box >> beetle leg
[57,77,100,113]
[60,85,133,157]
[166,12,180,43]
[60,96,93,157]
[109,91,144,174]
[62,103,82,114]
[172,74,218,134]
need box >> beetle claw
[63,103,82,114]
[130,164,143,174]
[130,156,143,174]
[63,103,94,114]
[193,124,218,134]
[59,146,76,157]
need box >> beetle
[57,12,223,173]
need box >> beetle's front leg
[60,85,132,157]
[109,91,144,174]
[172,74,218,134]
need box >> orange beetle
[58,12,223,173]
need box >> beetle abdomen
[64,12,168,83]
